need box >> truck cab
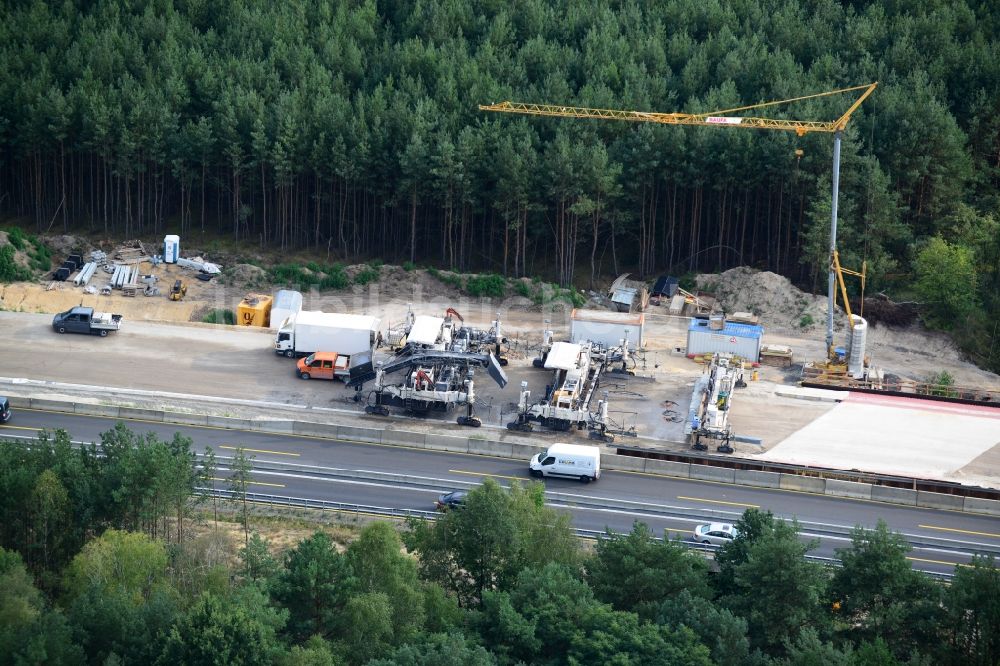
[297,352,351,381]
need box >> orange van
[296,351,351,381]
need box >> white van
[529,443,601,483]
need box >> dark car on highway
[435,491,467,511]
[0,396,10,423]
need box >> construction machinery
[509,338,635,441]
[685,353,747,453]
[385,305,509,362]
[169,279,187,301]
[481,83,878,374]
[355,350,508,427]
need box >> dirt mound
[225,263,268,288]
[695,267,834,332]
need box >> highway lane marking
[449,469,526,482]
[220,445,300,457]
[8,409,986,518]
[677,495,759,508]
[0,424,44,431]
[210,477,285,488]
[907,556,970,568]
[918,524,1000,539]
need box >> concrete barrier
[963,497,1000,517]
[825,479,873,501]
[336,425,382,444]
[734,469,781,489]
[779,475,826,494]
[688,464,736,484]
[381,429,427,448]
[644,459,691,479]
[205,416,253,431]
[292,422,340,439]
[255,420,295,434]
[604,453,646,473]
[428,435,470,454]
[916,491,965,511]
[870,486,917,506]
[30,398,74,412]
[117,407,165,423]
[509,443,540,460]
[166,412,209,427]
[467,439,513,458]
[77,403,121,419]
[7,396,30,408]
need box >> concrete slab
[644,459,691,479]
[292,422,340,439]
[916,491,965,511]
[510,443,541,460]
[337,425,382,444]
[429,435,469,454]
[734,469,781,488]
[604,454,646,473]
[117,407,165,422]
[825,479,873,500]
[381,430,427,448]
[779,475,826,494]
[963,497,1000,517]
[870,486,917,506]
[255,420,294,434]
[688,465,736,484]
[760,393,1000,485]
[773,386,847,402]
[77,403,121,418]
[468,439,512,458]
[164,412,208,427]
[30,398,73,412]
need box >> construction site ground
[1,232,999,489]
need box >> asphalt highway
[4,407,999,577]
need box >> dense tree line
[2,426,1000,665]
[1,0,999,368]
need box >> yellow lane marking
[678,495,759,508]
[220,445,299,457]
[0,424,43,430]
[907,556,970,568]
[449,469,526,482]
[918,524,1000,539]
[210,477,285,488]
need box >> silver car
[693,522,739,546]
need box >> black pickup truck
[52,306,123,336]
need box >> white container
[847,315,868,379]
[274,311,381,358]
[570,309,645,348]
[686,318,763,362]
[163,234,180,263]
[270,290,303,330]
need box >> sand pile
[695,267,835,332]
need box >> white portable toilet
[163,234,180,263]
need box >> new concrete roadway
[3,407,999,578]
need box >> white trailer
[274,311,381,358]
[269,289,303,330]
[570,309,644,348]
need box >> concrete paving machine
[355,350,508,427]
[510,339,635,441]
[684,353,746,453]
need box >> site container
[686,318,763,362]
[570,309,645,348]
[163,234,179,263]
[238,294,273,327]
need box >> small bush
[559,288,587,308]
[319,267,349,290]
[402,261,417,272]
[799,314,815,328]
[368,259,384,269]
[353,266,380,286]
[514,281,532,298]
[466,273,507,298]
[5,227,27,251]
[203,309,235,325]
[0,245,31,281]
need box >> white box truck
[529,443,601,482]
[274,311,381,358]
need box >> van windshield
[304,353,315,365]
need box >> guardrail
[203,488,955,581]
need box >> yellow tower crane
[480,83,877,356]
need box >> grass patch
[466,273,507,298]
[203,309,236,325]
[799,313,815,328]
[353,266,380,286]
[270,262,348,290]
[402,261,417,272]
